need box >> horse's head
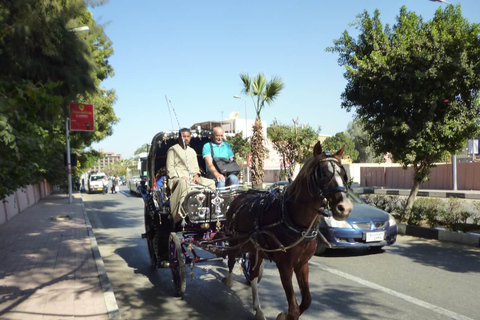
[309,142,352,221]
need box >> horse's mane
[285,154,320,202]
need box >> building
[192,118,266,139]
[91,149,122,173]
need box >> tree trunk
[250,118,265,189]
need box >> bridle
[308,156,348,200]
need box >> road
[83,186,480,320]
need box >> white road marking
[309,261,473,320]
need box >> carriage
[139,128,256,296]
[139,127,354,320]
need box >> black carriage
[139,128,256,296]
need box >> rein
[228,156,350,270]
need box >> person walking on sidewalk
[111,175,120,193]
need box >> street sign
[70,103,94,131]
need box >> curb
[397,223,480,247]
[352,187,480,200]
[81,200,122,319]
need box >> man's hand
[192,174,200,184]
[215,173,225,182]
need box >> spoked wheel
[169,232,186,297]
[144,209,157,268]
[240,252,264,285]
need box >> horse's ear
[334,145,346,159]
[313,141,323,157]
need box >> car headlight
[388,214,396,226]
[324,216,354,228]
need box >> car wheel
[314,241,327,256]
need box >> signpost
[70,103,95,131]
[66,103,94,203]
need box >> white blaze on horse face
[328,161,353,219]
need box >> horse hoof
[222,273,233,288]
[255,310,266,320]
[276,312,290,320]
[222,275,233,288]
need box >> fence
[356,162,480,190]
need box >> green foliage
[267,119,319,179]
[408,198,442,227]
[322,132,359,161]
[134,144,150,155]
[328,4,480,209]
[226,132,250,159]
[0,0,117,199]
[346,119,383,163]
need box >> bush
[438,197,464,231]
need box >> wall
[0,180,51,226]
[345,162,480,190]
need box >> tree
[328,4,480,216]
[226,132,251,178]
[267,119,319,179]
[322,132,359,161]
[134,144,150,155]
[240,73,284,189]
[0,0,117,199]
[346,119,383,163]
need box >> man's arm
[166,148,178,179]
[202,143,225,181]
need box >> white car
[129,176,142,195]
[88,173,107,194]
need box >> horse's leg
[224,252,236,288]
[276,263,300,320]
[250,256,265,320]
[295,262,312,315]
[250,277,266,320]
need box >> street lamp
[233,95,247,138]
[66,26,90,204]
[233,95,249,185]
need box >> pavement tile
[0,193,110,320]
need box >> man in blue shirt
[202,127,239,188]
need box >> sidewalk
[351,186,480,200]
[0,192,119,320]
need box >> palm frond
[263,77,285,105]
[240,73,251,95]
[251,73,266,96]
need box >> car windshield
[90,175,104,181]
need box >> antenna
[229,111,241,119]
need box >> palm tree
[240,73,284,189]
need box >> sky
[90,0,480,159]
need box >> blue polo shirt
[202,141,234,173]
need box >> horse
[224,142,353,320]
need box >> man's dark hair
[178,127,191,137]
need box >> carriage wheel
[144,208,157,268]
[169,232,186,297]
[240,252,264,285]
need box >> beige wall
[0,180,51,226]
[356,162,480,190]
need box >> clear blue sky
[90,0,480,159]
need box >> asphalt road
[83,186,480,320]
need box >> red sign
[70,103,94,131]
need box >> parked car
[119,176,126,186]
[266,181,397,255]
[88,173,107,194]
[128,176,142,196]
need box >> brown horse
[224,142,353,320]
